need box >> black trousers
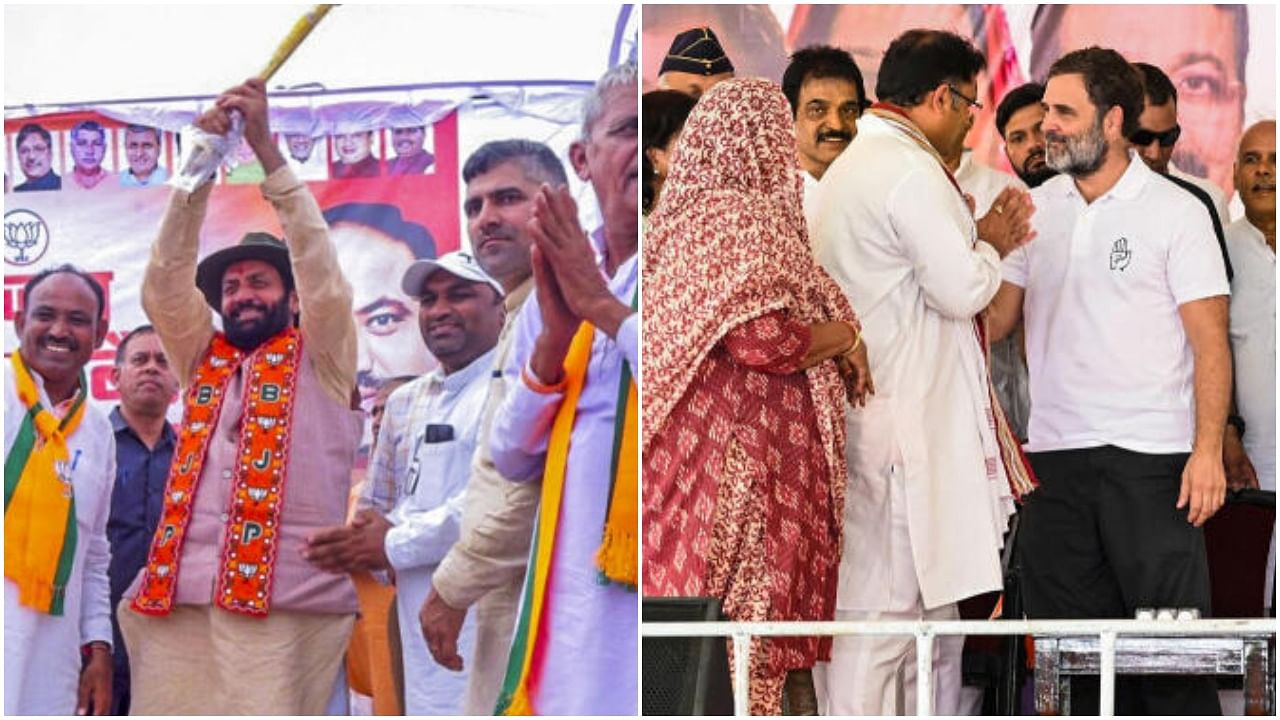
[1017,446,1221,715]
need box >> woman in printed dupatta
[643,77,873,715]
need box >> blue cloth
[14,171,61,192]
[105,407,175,715]
[119,166,170,188]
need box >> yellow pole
[257,5,337,82]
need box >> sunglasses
[1129,125,1181,148]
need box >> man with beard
[781,44,865,220]
[14,123,61,192]
[5,266,113,715]
[811,30,1035,715]
[987,48,1229,715]
[418,139,566,714]
[68,121,110,190]
[105,326,178,716]
[490,61,639,716]
[305,251,505,715]
[121,78,363,715]
[1223,120,1275,609]
[386,126,435,176]
[657,26,735,99]
[995,83,1058,189]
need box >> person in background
[642,90,696,216]
[657,26,735,99]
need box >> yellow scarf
[498,317,638,715]
[4,352,88,615]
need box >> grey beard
[1046,121,1107,177]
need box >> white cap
[401,250,505,298]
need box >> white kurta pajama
[4,364,116,715]
[811,113,1016,715]
[361,348,496,716]
[1224,217,1276,607]
[491,252,639,716]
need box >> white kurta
[813,114,1015,611]
[1225,218,1276,490]
[490,253,639,716]
[4,363,115,715]
[1224,218,1276,609]
[955,150,1032,440]
[364,348,496,716]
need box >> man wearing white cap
[304,251,506,714]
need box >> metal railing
[641,617,1276,716]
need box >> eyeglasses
[1129,125,1181,148]
[946,84,983,111]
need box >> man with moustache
[781,44,866,220]
[5,266,113,715]
[68,121,110,190]
[418,139,566,714]
[105,326,179,715]
[491,61,639,716]
[987,48,1229,715]
[995,83,1058,189]
[386,126,435,176]
[306,251,505,715]
[331,130,381,179]
[14,123,61,192]
[657,26,735,99]
[811,30,1036,715]
[119,125,169,188]
[1223,120,1276,609]
[121,79,363,715]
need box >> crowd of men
[5,62,639,716]
[653,24,1273,716]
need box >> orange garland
[132,328,301,617]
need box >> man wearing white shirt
[5,267,114,715]
[781,45,866,222]
[305,251,505,715]
[812,30,1035,716]
[988,48,1229,715]
[1224,120,1276,610]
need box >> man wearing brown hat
[657,26,735,99]
[118,78,363,715]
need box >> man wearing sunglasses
[1133,63,1231,229]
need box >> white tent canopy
[5,4,635,109]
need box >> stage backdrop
[643,4,1275,203]
[3,81,598,417]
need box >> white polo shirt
[1224,217,1276,490]
[1003,153,1230,454]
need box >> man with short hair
[332,130,381,178]
[995,82,1058,189]
[1223,119,1275,608]
[419,139,567,714]
[781,44,866,215]
[988,47,1230,715]
[657,26,734,99]
[119,125,168,188]
[812,30,1036,715]
[307,251,506,715]
[120,79,363,715]
[386,126,435,176]
[1133,62,1231,228]
[323,202,438,411]
[5,266,113,715]
[14,123,61,192]
[104,325,178,715]
[491,62,639,716]
[69,121,110,190]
